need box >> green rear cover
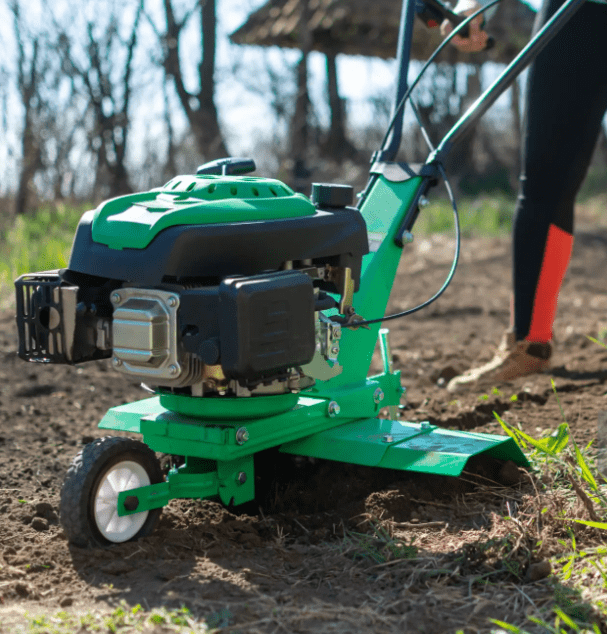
[91,175,315,250]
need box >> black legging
[513,0,607,342]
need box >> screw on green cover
[90,175,316,250]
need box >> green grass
[578,163,607,202]
[0,203,88,305]
[0,187,602,307]
[413,193,515,237]
[25,603,219,633]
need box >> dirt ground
[2,202,607,633]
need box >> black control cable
[346,2,500,328]
[347,162,460,327]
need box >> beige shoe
[446,331,551,392]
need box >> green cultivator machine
[15,0,585,547]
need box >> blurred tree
[10,1,47,215]
[54,0,144,199]
[322,52,358,160]
[289,1,312,189]
[230,0,358,172]
[146,0,228,162]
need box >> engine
[15,164,368,398]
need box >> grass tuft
[25,603,214,633]
[0,202,89,307]
[415,194,515,236]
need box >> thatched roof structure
[230,0,536,64]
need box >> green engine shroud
[91,175,315,250]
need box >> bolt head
[402,231,414,244]
[123,495,139,511]
[168,364,179,376]
[236,427,249,445]
[167,296,178,308]
[382,434,394,443]
[112,357,123,367]
[236,472,247,484]
[330,346,340,355]
[373,388,385,404]
[328,401,340,417]
[111,292,121,305]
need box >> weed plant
[493,380,607,632]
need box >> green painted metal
[99,372,400,461]
[159,391,299,420]
[280,418,530,476]
[312,176,422,389]
[98,398,167,433]
[90,174,315,250]
[217,455,255,506]
[116,454,255,516]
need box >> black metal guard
[15,272,69,363]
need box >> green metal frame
[98,173,529,519]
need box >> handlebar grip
[421,0,494,50]
[448,11,495,49]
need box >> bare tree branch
[150,0,228,161]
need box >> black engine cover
[218,271,315,382]
[67,206,368,288]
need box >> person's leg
[513,0,607,343]
[448,0,607,390]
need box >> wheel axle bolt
[124,495,139,512]
[236,472,247,485]
[374,388,385,404]
[328,401,340,418]
[236,427,249,445]
[111,292,121,305]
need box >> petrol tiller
[14,0,584,547]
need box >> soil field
[2,206,607,632]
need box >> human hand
[440,0,489,53]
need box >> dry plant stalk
[567,473,601,522]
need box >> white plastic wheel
[93,460,150,543]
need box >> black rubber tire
[60,436,164,548]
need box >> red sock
[526,223,573,344]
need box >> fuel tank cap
[311,183,353,208]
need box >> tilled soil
[2,212,607,632]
